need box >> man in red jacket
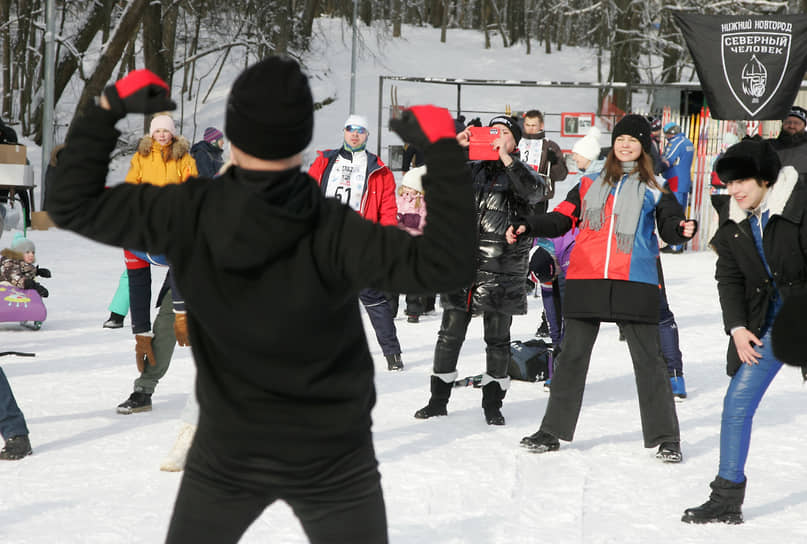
[309,115,404,371]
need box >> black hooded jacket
[47,105,476,462]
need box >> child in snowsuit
[392,165,435,322]
[0,234,50,297]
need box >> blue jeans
[0,367,28,439]
[718,330,782,483]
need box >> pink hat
[149,115,176,138]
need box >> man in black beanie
[45,58,476,543]
[767,104,807,175]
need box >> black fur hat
[611,114,652,153]
[715,139,781,185]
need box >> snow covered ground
[3,15,807,544]
[2,231,807,544]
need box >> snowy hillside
[3,17,807,544]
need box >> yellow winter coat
[124,135,198,186]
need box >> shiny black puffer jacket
[442,156,545,315]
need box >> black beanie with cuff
[611,114,652,154]
[225,56,314,160]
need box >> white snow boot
[160,422,196,472]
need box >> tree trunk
[70,0,150,134]
[489,0,508,48]
[658,5,678,83]
[440,0,449,42]
[392,0,401,37]
[0,0,11,118]
[524,0,531,55]
[275,0,292,54]
[610,0,642,112]
[143,2,169,81]
[301,0,321,40]
[483,0,490,49]
[30,0,117,137]
[161,0,179,87]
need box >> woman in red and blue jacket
[507,114,697,462]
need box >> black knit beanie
[611,114,652,154]
[489,115,523,144]
[716,139,781,185]
[225,56,314,160]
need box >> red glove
[104,69,176,118]
[389,105,457,150]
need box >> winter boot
[160,422,196,472]
[414,374,455,419]
[103,312,125,329]
[682,476,746,524]
[481,375,509,425]
[520,430,560,453]
[656,441,683,463]
[536,312,550,338]
[386,353,404,371]
[0,435,32,460]
[117,391,152,414]
[670,375,687,401]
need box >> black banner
[674,13,807,120]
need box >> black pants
[166,434,388,544]
[359,288,401,356]
[540,317,680,448]
[433,308,512,378]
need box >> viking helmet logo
[741,55,767,100]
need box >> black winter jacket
[189,140,224,178]
[441,155,545,316]
[769,132,807,175]
[47,105,476,463]
[710,166,807,376]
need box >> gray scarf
[581,161,647,253]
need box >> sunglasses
[345,125,368,134]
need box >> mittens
[23,279,48,297]
[546,148,558,165]
[173,312,191,347]
[135,334,156,373]
[33,283,49,298]
[36,267,51,278]
[389,105,457,150]
[103,69,176,118]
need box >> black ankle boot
[682,476,745,524]
[481,381,507,425]
[386,353,404,371]
[414,376,452,419]
[520,429,560,452]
